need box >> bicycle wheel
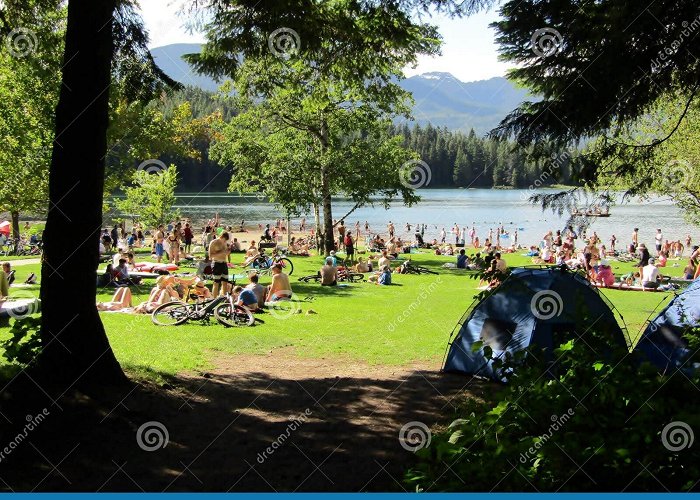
[278,257,294,275]
[418,266,438,275]
[214,302,254,327]
[151,301,192,326]
[252,257,270,271]
[298,274,320,283]
[348,272,364,282]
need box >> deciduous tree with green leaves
[210,58,422,252]
[0,1,63,242]
[115,165,180,230]
[193,1,448,252]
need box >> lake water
[172,189,696,248]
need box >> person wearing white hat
[328,250,337,267]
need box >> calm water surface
[169,189,696,247]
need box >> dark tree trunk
[11,210,20,252]
[321,171,334,255]
[37,0,127,386]
[319,120,335,255]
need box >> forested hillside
[155,88,578,192]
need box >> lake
[171,189,696,248]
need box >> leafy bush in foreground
[407,330,700,491]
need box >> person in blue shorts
[233,285,259,311]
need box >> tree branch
[609,84,699,149]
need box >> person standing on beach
[655,228,663,256]
[300,217,306,232]
[440,227,446,243]
[388,221,395,239]
[610,234,617,252]
[630,227,639,253]
[337,220,346,250]
[355,221,360,240]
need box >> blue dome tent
[633,278,700,374]
[443,267,630,380]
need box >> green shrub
[407,329,700,491]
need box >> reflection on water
[117,189,696,247]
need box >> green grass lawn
[0,249,687,382]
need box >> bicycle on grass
[151,294,254,327]
[250,248,294,275]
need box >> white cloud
[139,0,205,48]
[140,2,511,82]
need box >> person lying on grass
[97,287,132,311]
[133,275,181,314]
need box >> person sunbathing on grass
[368,265,392,285]
[320,257,338,286]
[134,275,180,314]
[377,249,391,269]
[265,264,292,302]
[354,257,370,273]
[97,287,133,311]
[189,281,212,301]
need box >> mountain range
[150,43,533,134]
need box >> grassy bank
[0,250,682,382]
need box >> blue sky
[140,0,511,83]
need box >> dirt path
[0,350,491,492]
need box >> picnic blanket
[593,282,673,292]
[0,297,40,317]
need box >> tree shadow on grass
[0,365,491,492]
